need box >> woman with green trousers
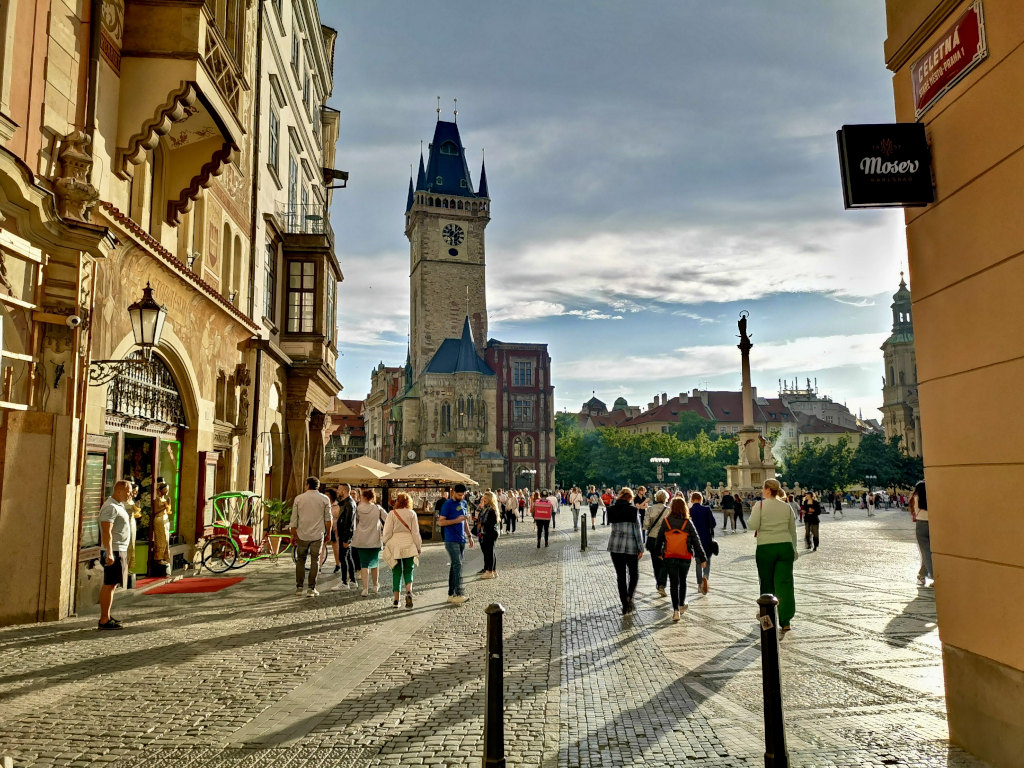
[749,478,799,633]
[381,491,422,608]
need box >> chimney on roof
[662,393,668,405]
[679,392,688,403]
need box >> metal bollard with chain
[483,603,506,768]
[757,594,790,768]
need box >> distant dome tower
[880,273,921,456]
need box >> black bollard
[483,603,506,768]
[581,513,588,551]
[757,594,789,768]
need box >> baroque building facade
[0,0,344,626]
[879,274,920,456]
[365,119,555,490]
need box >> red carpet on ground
[144,577,244,595]
[134,577,163,589]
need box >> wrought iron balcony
[277,202,334,241]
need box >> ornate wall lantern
[88,283,168,385]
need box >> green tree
[669,411,718,441]
[783,437,853,492]
[555,411,580,440]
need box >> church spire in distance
[478,151,489,198]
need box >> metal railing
[277,202,334,240]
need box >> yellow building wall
[884,2,1024,765]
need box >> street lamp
[88,283,169,385]
[519,467,537,490]
[650,456,669,483]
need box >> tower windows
[899,371,905,385]
[513,399,532,422]
[440,142,459,156]
[436,175,443,185]
[513,436,534,457]
[467,396,475,423]
[513,361,533,387]
[457,397,466,428]
[440,401,452,435]
[460,179,467,188]
[889,366,895,385]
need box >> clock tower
[405,119,491,376]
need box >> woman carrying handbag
[381,492,422,608]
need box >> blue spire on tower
[422,120,477,197]
[406,176,414,212]
[415,151,426,191]
[478,157,489,198]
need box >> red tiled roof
[797,413,860,434]
[618,396,712,427]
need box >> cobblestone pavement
[0,507,988,767]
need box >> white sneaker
[307,588,320,597]
[330,582,345,592]
[451,595,469,605]
[348,581,355,589]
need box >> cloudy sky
[322,1,908,419]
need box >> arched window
[427,196,433,206]
[467,396,474,423]
[457,200,463,210]
[899,371,906,385]
[513,437,523,457]
[457,397,466,428]
[221,222,232,295]
[523,437,534,457]
[889,367,895,385]
[440,401,452,435]
[232,234,243,305]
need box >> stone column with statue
[726,312,777,493]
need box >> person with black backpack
[654,497,707,622]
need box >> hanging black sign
[837,124,934,209]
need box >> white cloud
[557,332,888,383]
[565,309,623,321]
[485,216,905,324]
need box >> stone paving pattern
[0,506,989,767]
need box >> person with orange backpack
[654,497,708,622]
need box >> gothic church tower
[880,274,922,456]
[405,120,491,376]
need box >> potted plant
[263,498,292,554]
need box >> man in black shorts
[98,480,133,630]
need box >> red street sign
[912,1,988,119]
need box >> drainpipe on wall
[84,0,102,173]
[245,1,266,492]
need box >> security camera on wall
[65,315,82,328]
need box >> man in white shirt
[98,480,132,630]
[289,476,332,597]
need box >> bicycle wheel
[202,537,238,573]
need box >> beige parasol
[320,459,390,485]
[383,459,478,485]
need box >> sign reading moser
[836,123,934,209]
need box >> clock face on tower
[442,223,465,246]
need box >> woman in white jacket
[382,492,423,608]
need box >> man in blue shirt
[439,482,474,604]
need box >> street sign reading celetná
[836,124,934,209]
[912,1,987,119]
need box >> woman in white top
[351,488,388,596]
[748,478,799,634]
[382,492,423,608]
